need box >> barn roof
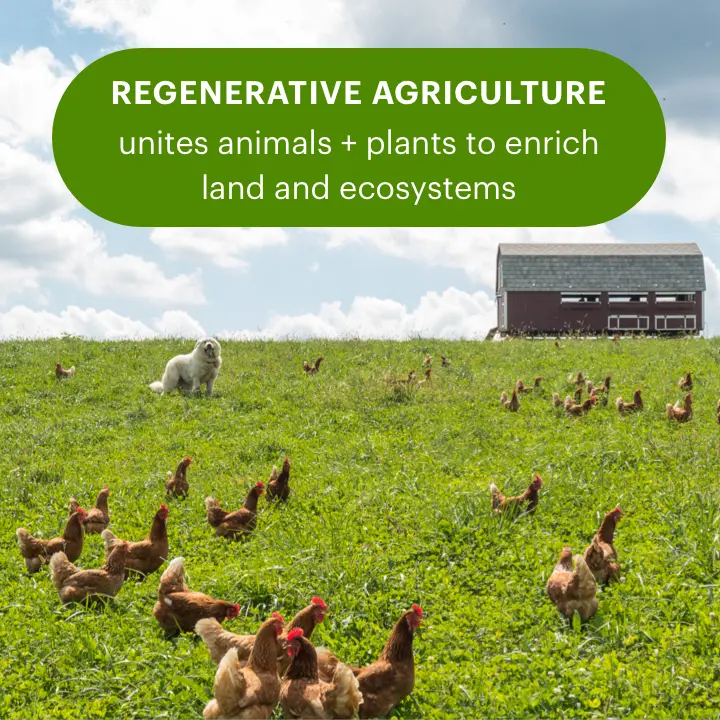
[496,243,706,292]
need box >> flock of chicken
[16,388,422,719]
[496,365,719,621]
[501,370,706,423]
[24,352,702,717]
[489,475,623,620]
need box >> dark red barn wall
[504,291,703,334]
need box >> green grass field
[3,337,720,719]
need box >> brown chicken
[417,368,432,386]
[69,497,80,515]
[440,355,450,367]
[102,503,169,575]
[281,628,363,719]
[490,475,543,515]
[83,486,110,534]
[679,372,693,390]
[153,557,240,634]
[55,362,75,378]
[568,371,584,385]
[17,508,86,573]
[203,613,285,720]
[666,392,693,423]
[304,357,324,375]
[554,340,561,349]
[166,456,191,498]
[334,605,423,719]
[49,534,128,604]
[266,459,291,502]
[584,507,623,584]
[205,481,264,539]
[515,379,530,394]
[500,389,520,411]
[387,370,416,388]
[615,389,643,414]
[546,547,599,620]
[197,596,328,671]
[592,376,612,395]
[516,377,541,394]
[574,385,583,402]
[565,396,597,417]
[552,392,563,408]
[422,354,432,366]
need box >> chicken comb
[311,596,327,609]
[272,611,284,623]
[256,480,265,489]
[412,603,423,616]
[614,505,623,514]
[75,507,87,514]
[160,504,168,511]
[184,456,192,464]
[286,628,304,641]
[534,474,543,484]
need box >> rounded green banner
[52,48,665,228]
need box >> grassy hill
[2,337,720,719]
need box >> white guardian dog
[149,338,222,397]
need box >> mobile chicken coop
[495,243,706,336]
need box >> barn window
[608,315,649,331]
[655,293,695,303]
[608,293,648,303]
[656,315,696,331]
[561,293,600,303]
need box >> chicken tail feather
[16,528,37,558]
[49,551,77,589]
[573,555,597,597]
[159,557,186,595]
[196,618,241,665]
[101,528,120,555]
[327,661,364,715]
[489,483,503,510]
[205,497,226,527]
[204,648,247,719]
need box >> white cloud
[0,306,208,340]
[0,47,76,147]
[0,141,206,306]
[150,227,288,269]
[0,305,155,339]
[0,264,42,306]
[221,286,497,340]
[153,310,206,338]
[319,226,617,286]
[703,257,720,336]
[635,124,720,223]
[0,143,70,224]
[53,0,359,48]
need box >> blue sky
[0,0,718,339]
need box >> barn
[495,243,706,336]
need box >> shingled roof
[496,243,706,292]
